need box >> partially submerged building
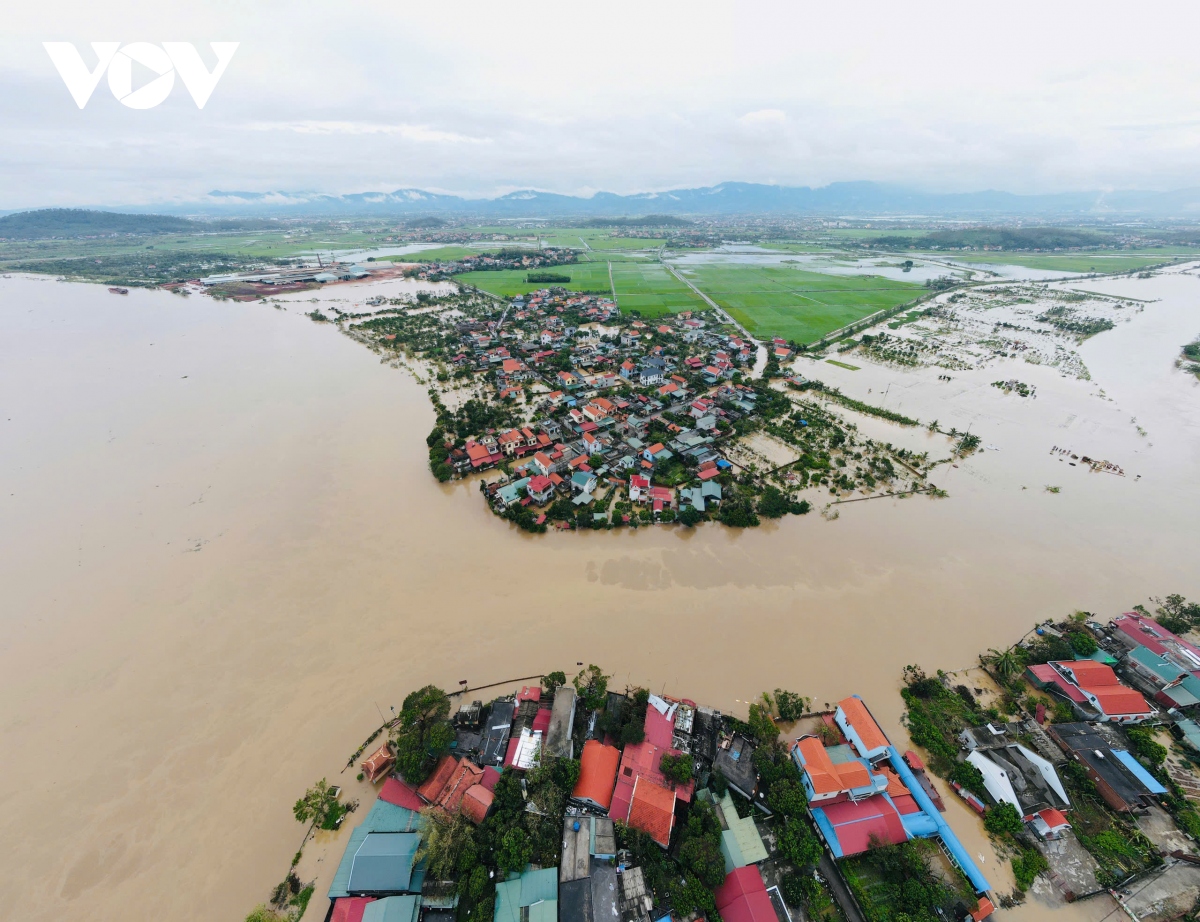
[958,724,1070,819]
[1048,722,1167,813]
[793,696,991,899]
[328,797,424,906]
[1026,661,1156,724]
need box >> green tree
[767,778,808,819]
[679,836,725,888]
[542,671,567,692]
[983,802,1025,837]
[677,506,703,527]
[418,806,477,879]
[777,818,823,867]
[747,701,778,745]
[1068,631,1098,655]
[757,486,791,519]
[773,689,810,721]
[659,752,694,785]
[293,779,343,829]
[391,685,453,784]
[496,827,533,875]
[573,664,610,710]
[1127,727,1167,767]
[986,647,1021,681]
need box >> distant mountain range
[169,181,1200,218]
[8,182,1200,223]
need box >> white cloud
[738,109,787,128]
[245,121,488,143]
[2,0,1200,205]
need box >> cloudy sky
[3,0,1200,208]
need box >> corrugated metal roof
[362,895,420,922]
[328,800,422,899]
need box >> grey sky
[3,0,1200,208]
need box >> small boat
[108,287,129,295]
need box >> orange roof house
[360,744,395,784]
[572,740,620,811]
[836,696,890,760]
[417,755,493,824]
[628,776,677,847]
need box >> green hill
[0,209,198,239]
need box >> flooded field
[1,270,1198,922]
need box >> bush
[1012,847,1049,891]
[660,752,694,784]
[1126,727,1167,767]
[983,802,1025,838]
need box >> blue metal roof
[1111,750,1168,795]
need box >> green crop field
[608,262,705,316]
[456,257,702,315]
[677,263,923,343]
[456,261,617,298]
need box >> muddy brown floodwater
[1,271,1198,922]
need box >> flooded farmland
[1,268,1198,922]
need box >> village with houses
[331,280,950,533]
[258,595,1200,922]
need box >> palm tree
[985,647,1021,681]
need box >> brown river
[1,271,1198,922]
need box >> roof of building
[573,740,620,810]
[794,737,873,796]
[1056,661,1155,717]
[1113,613,1200,665]
[378,778,423,811]
[714,867,777,922]
[362,895,420,922]
[461,784,494,824]
[811,795,908,858]
[628,776,677,847]
[332,898,377,922]
[711,790,768,872]
[347,832,420,895]
[546,685,577,759]
[495,868,559,922]
[838,696,890,754]
[328,799,423,900]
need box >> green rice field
[678,263,923,343]
[456,261,617,297]
[457,256,704,316]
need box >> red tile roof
[628,776,676,846]
[417,755,459,802]
[820,795,908,856]
[839,696,890,752]
[331,897,377,922]
[714,868,776,922]
[361,744,395,783]
[378,777,423,810]
[698,468,721,481]
[573,740,621,810]
[461,784,494,824]
[795,737,871,796]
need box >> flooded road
[1,272,1198,922]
